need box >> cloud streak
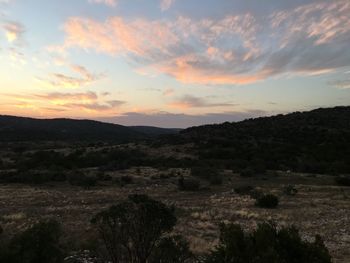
[99,109,268,128]
[37,64,102,89]
[88,0,117,7]
[3,91,125,114]
[169,95,235,109]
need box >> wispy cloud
[58,1,350,85]
[2,20,25,43]
[329,79,350,89]
[3,91,126,114]
[160,0,174,11]
[37,64,103,89]
[163,88,174,96]
[88,0,117,7]
[169,95,236,109]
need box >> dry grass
[0,170,349,262]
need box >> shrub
[283,185,298,196]
[97,172,112,181]
[120,175,134,184]
[240,167,255,177]
[178,176,200,191]
[255,194,279,208]
[205,222,331,263]
[91,194,177,263]
[150,235,193,263]
[3,220,64,263]
[335,176,350,186]
[234,185,254,195]
[68,173,97,189]
[191,167,223,185]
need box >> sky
[0,0,349,128]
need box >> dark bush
[150,235,193,263]
[91,194,177,263]
[240,167,255,177]
[97,172,112,181]
[283,185,298,196]
[178,176,200,191]
[2,220,64,263]
[68,173,97,189]
[120,175,134,184]
[191,167,223,185]
[205,222,331,263]
[234,185,254,195]
[335,175,350,186]
[255,194,279,208]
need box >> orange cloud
[63,17,179,57]
[2,91,125,116]
[157,55,268,85]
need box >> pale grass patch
[3,212,26,221]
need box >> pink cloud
[58,1,350,85]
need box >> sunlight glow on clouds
[36,65,103,89]
[2,21,25,43]
[59,1,350,86]
[0,0,349,126]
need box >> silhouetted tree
[205,222,331,263]
[91,194,177,263]
[2,220,63,263]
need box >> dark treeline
[162,106,350,175]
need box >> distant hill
[0,115,146,142]
[171,106,350,174]
[130,126,181,136]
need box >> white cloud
[160,0,174,11]
[88,0,117,7]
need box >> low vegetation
[0,195,332,263]
[255,194,279,209]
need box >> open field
[1,169,349,262]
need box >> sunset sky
[0,0,349,127]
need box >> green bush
[255,194,279,208]
[205,222,331,263]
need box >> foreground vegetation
[0,195,332,263]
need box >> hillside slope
[175,106,350,174]
[0,116,145,142]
